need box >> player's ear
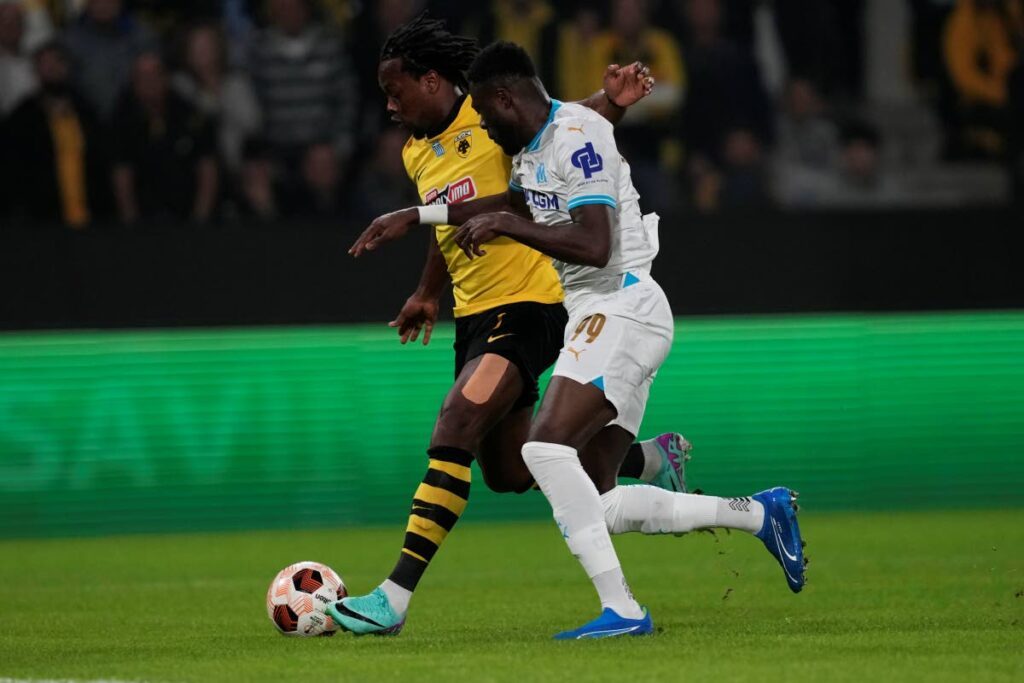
[421,69,441,94]
[496,87,513,110]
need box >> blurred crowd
[0,0,1021,230]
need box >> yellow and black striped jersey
[402,96,563,318]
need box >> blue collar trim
[525,100,562,152]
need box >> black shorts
[454,301,568,410]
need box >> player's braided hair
[380,12,479,91]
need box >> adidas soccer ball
[266,561,347,636]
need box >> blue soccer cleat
[752,487,807,593]
[649,433,692,493]
[553,607,654,640]
[325,587,405,636]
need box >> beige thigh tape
[461,354,510,405]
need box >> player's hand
[389,294,439,345]
[453,213,511,259]
[349,207,419,257]
[603,62,655,108]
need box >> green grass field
[1,510,1022,682]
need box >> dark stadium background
[0,0,1022,538]
[1,4,1022,682]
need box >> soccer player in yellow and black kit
[326,14,690,636]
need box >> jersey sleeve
[551,118,620,211]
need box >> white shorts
[552,272,674,435]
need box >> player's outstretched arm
[577,62,655,126]
[349,193,517,257]
[453,204,612,267]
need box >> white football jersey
[509,100,659,293]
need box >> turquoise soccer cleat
[325,587,405,636]
[752,487,807,593]
[649,432,691,493]
[553,607,654,640]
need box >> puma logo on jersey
[567,126,585,133]
[567,346,585,361]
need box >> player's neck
[420,90,465,140]
[518,97,554,150]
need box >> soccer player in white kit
[440,41,806,640]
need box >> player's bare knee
[527,422,577,450]
[431,396,490,448]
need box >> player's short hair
[467,41,536,88]
[380,12,479,91]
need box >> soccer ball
[266,561,347,636]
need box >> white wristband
[417,204,449,225]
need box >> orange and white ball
[266,561,347,636]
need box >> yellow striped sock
[388,447,473,592]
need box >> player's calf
[477,456,534,494]
[477,405,535,493]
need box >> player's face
[469,87,520,156]
[378,58,433,137]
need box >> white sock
[379,578,412,616]
[593,568,639,617]
[522,441,643,619]
[601,486,765,535]
[713,495,765,533]
[637,438,664,482]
